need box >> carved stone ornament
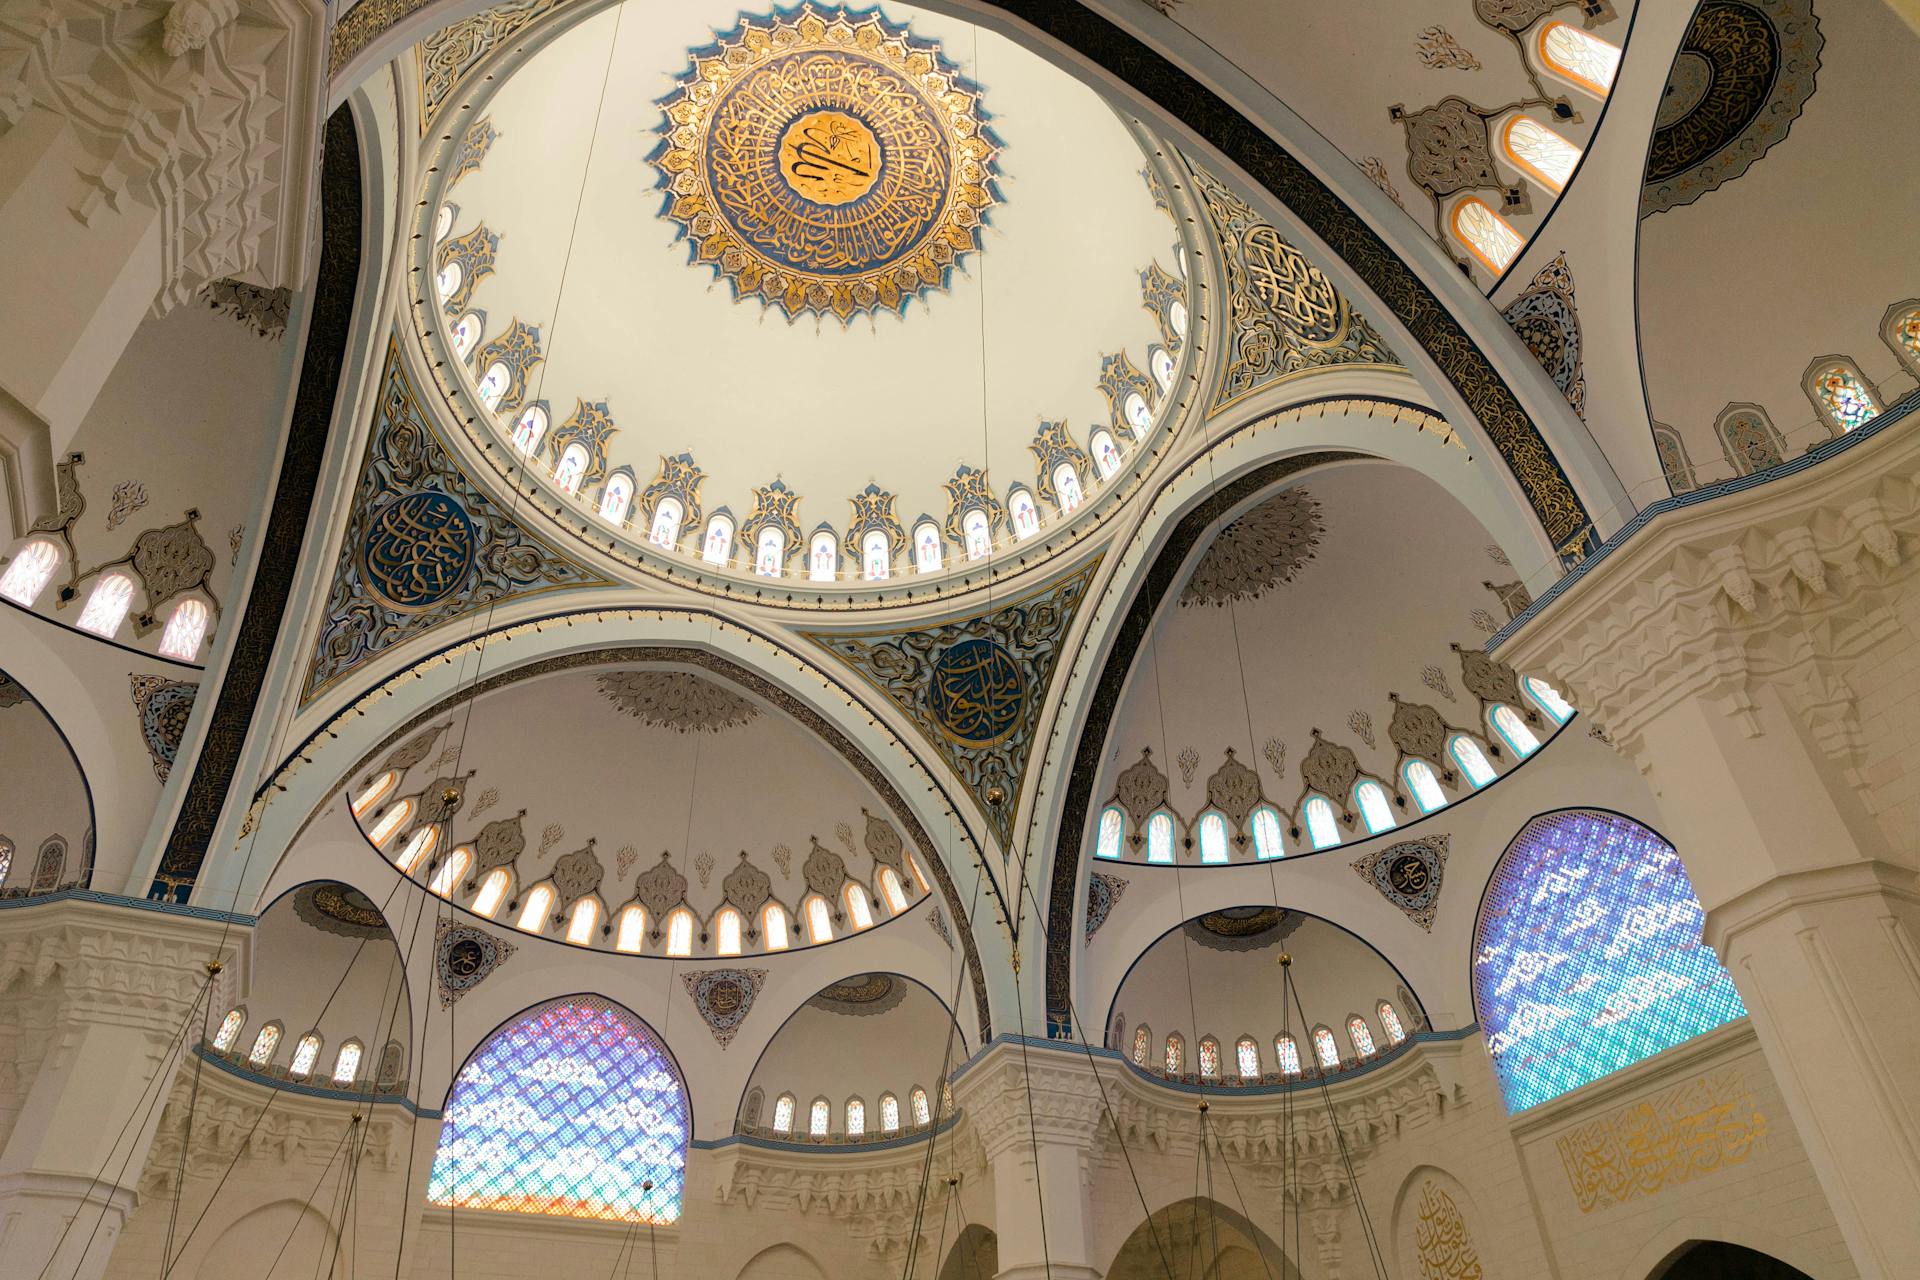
[0,675,28,710]
[435,917,516,1008]
[202,278,292,339]
[1452,642,1536,725]
[549,840,605,922]
[1387,694,1457,780]
[1351,835,1448,931]
[292,882,390,941]
[1183,906,1300,953]
[1112,748,1171,838]
[1203,749,1263,829]
[464,811,527,890]
[634,852,690,923]
[863,809,905,873]
[808,973,906,1016]
[416,0,560,135]
[927,903,952,948]
[1399,97,1501,199]
[381,723,448,775]
[722,852,772,914]
[1300,730,1361,808]
[596,670,759,734]
[802,839,849,905]
[1085,871,1129,942]
[682,969,768,1048]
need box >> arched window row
[0,536,217,658]
[1091,682,1572,865]
[206,1009,397,1091]
[1115,1000,1419,1086]
[751,1082,946,1143]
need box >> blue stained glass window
[427,996,689,1223]
[1474,811,1746,1112]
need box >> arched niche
[0,669,94,896]
[1106,1197,1301,1280]
[1390,1165,1494,1280]
[736,1243,831,1280]
[939,1224,999,1280]
[188,1198,336,1280]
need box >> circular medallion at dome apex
[654,6,1000,323]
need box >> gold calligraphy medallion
[654,7,999,324]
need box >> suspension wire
[256,1115,353,1279]
[1203,1109,1279,1280]
[160,977,218,1277]
[1282,962,1389,1278]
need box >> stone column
[0,898,239,1280]
[1497,421,1920,1279]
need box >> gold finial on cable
[1277,952,1291,968]
[205,960,224,976]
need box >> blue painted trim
[693,1112,960,1154]
[189,1045,441,1116]
[0,886,254,925]
[1491,386,1920,651]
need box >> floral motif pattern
[597,670,759,734]
[1180,489,1323,607]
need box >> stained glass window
[1311,1027,1338,1069]
[1252,807,1284,859]
[805,896,833,944]
[1379,1002,1406,1046]
[962,509,993,560]
[249,1023,282,1067]
[1347,1016,1376,1057]
[1150,347,1175,393]
[76,572,135,638]
[158,599,210,660]
[1090,431,1122,481]
[598,474,633,523]
[552,444,589,496]
[1124,392,1152,439]
[1170,299,1189,339]
[1474,811,1746,1112]
[1053,464,1084,514]
[1524,677,1574,724]
[332,1041,363,1084]
[880,1093,900,1133]
[395,827,436,874]
[1009,490,1040,540]
[426,997,689,1223]
[436,261,463,300]
[844,885,873,930]
[452,313,483,359]
[1164,1033,1184,1074]
[809,531,838,581]
[755,526,784,577]
[290,1034,321,1078]
[666,908,693,956]
[1811,363,1880,432]
[0,539,60,607]
[1502,117,1581,192]
[511,405,546,456]
[1304,796,1340,850]
[1405,761,1447,813]
[1199,813,1229,863]
[1236,1036,1260,1080]
[716,907,742,955]
[474,869,510,918]
[517,885,554,932]
[1095,807,1124,860]
[650,498,683,549]
[1132,1025,1150,1066]
[477,362,510,411]
[762,904,789,951]
[1146,813,1174,864]
[214,1008,245,1051]
[435,205,455,240]
[1356,782,1397,834]
[565,898,599,944]
[367,800,414,848]
[1275,1034,1300,1075]
[809,1098,830,1138]
[1491,705,1540,757]
[1451,737,1496,787]
[914,522,942,574]
[351,772,397,819]
[702,516,734,565]
[861,529,890,581]
[615,905,645,953]
[878,867,909,914]
[1891,307,1920,370]
[428,846,470,897]
[1451,198,1524,274]
[773,1094,795,1134]
[1197,1037,1220,1077]
[911,1087,931,1125]
[845,1098,865,1137]
[1539,22,1620,96]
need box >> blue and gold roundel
[360,490,477,611]
[928,638,1025,748]
[654,6,1000,324]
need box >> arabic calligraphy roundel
[929,638,1025,748]
[654,6,1000,324]
[360,490,477,611]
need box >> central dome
[417,0,1190,595]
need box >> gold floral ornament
[652,5,1001,324]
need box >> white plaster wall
[0,687,92,888]
[743,978,965,1130]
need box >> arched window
[666,908,694,957]
[1198,813,1229,863]
[880,1093,900,1134]
[1310,1026,1339,1070]
[553,444,589,495]
[907,855,929,894]
[877,867,909,914]
[367,799,415,849]
[1378,1002,1407,1046]
[476,361,511,411]
[1524,676,1574,723]
[1405,760,1448,813]
[1347,1015,1376,1057]
[649,497,683,549]
[1052,463,1084,514]
[1356,781,1397,834]
[716,907,742,955]
[516,885,555,932]
[1251,806,1284,860]
[762,903,790,951]
[214,1008,245,1051]
[510,405,546,456]
[452,312,483,359]
[1475,811,1745,1111]
[809,530,838,582]
[845,1098,866,1137]
[1090,431,1122,481]
[1502,116,1581,192]
[598,473,634,523]
[1197,1036,1220,1077]
[565,897,600,944]
[701,516,734,566]
[861,529,890,581]
[805,896,833,944]
[940,1082,955,1118]
[249,1023,283,1068]
[158,599,210,660]
[1490,705,1540,757]
[0,539,61,606]
[434,204,455,240]
[1451,198,1523,274]
[615,905,646,953]
[1275,1034,1300,1076]
[1304,796,1341,850]
[1095,807,1124,860]
[1170,299,1189,339]
[76,572,135,637]
[772,1094,796,1134]
[911,1086,931,1126]
[435,259,463,300]
[332,1040,363,1084]
[741,1088,763,1130]
[1538,21,1621,97]
[1885,302,1920,376]
[754,526,785,577]
[962,509,992,560]
[844,884,873,930]
[1146,812,1174,864]
[290,1033,322,1078]
[352,772,397,819]
[1009,489,1040,539]
[1451,736,1497,787]
[428,845,471,896]
[1150,347,1175,393]
[473,868,511,918]
[913,521,942,574]
[1807,360,1881,433]
[1235,1036,1260,1080]
[1132,1025,1150,1066]
[395,826,437,873]
[427,996,689,1222]
[1164,1033,1184,1074]
[1123,391,1152,439]
[808,1098,830,1138]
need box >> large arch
[939,1224,999,1280]
[1106,1196,1302,1280]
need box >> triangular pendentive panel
[301,338,611,704]
[804,559,1098,850]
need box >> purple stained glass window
[427,996,688,1223]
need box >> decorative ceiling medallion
[1182,905,1300,953]
[807,971,907,1015]
[293,882,392,940]
[596,669,760,733]
[1180,488,1323,608]
[1085,871,1129,942]
[652,4,1001,323]
[435,917,518,1007]
[1352,834,1448,932]
[683,968,769,1047]
[130,674,198,782]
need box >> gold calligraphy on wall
[1413,1181,1485,1280]
[1555,1067,1769,1212]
